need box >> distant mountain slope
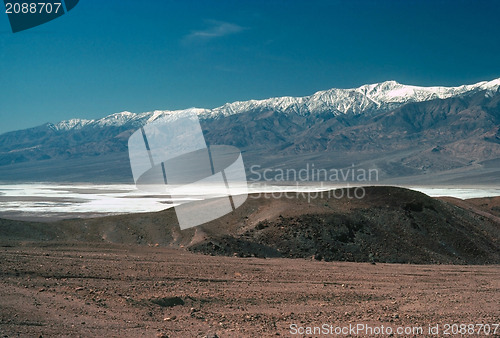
[1,187,499,264]
[209,78,500,117]
[0,79,499,183]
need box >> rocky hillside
[1,187,498,265]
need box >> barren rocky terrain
[0,187,499,337]
[0,244,499,337]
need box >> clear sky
[1,0,500,134]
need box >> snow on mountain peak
[51,118,92,131]
[49,78,500,131]
[483,78,500,91]
[95,111,138,126]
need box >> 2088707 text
[5,2,62,14]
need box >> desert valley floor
[0,243,499,337]
[0,187,499,337]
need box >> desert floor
[0,243,498,337]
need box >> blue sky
[1,0,500,134]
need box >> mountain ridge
[37,78,500,132]
[0,78,499,183]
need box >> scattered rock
[203,333,219,338]
[150,297,184,308]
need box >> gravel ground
[0,243,498,337]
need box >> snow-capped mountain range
[1,78,499,183]
[49,78,500,131]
